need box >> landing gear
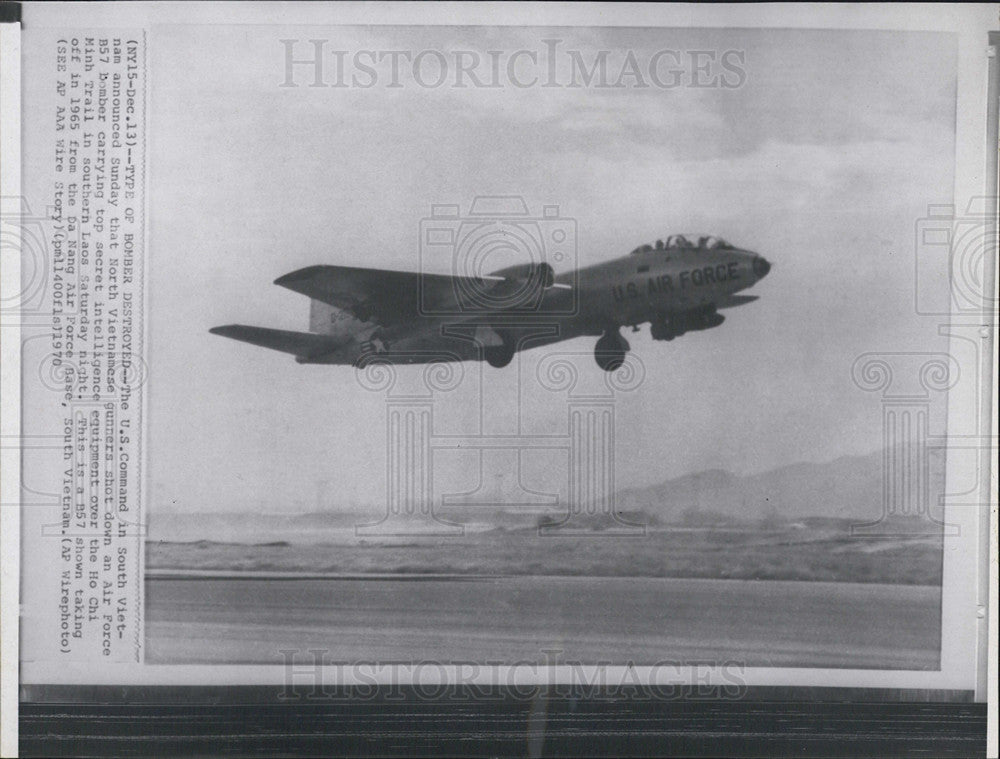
[485,344,514,368]
[484,333,516,368]
[594,329,629,372]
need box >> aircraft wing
[208,324,344,358]
[273,265,515,328]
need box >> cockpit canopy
[630,234,734,255]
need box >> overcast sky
[149,25,956,514]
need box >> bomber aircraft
[210,234,771,372]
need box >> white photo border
[4,1,996,715]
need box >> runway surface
[145,575,940,669]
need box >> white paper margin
[1,17,23,758]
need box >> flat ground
[147,520,943,585]
[145,575,941,669]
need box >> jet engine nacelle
[689,310,725,330]
[489,262,555,288]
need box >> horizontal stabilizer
[209,324,341,358]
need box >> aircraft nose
[752,256,771,279]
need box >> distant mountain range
[613,445,945,523]
[150,445,946,542]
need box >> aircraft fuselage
[210,234,771,372]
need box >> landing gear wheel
[485,342,515,368]
[596,350,625,372]
[595,329,629,372]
